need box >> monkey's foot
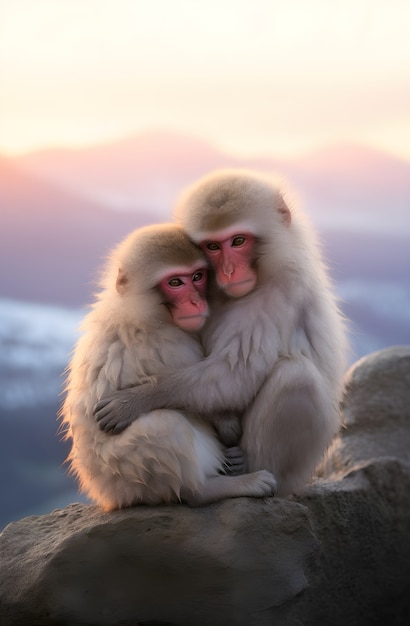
[243,470,277,497]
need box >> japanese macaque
[95,170,348,498]
[60,223,277,510]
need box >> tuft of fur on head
[100,223,204,293]
[174,169,289,242]
[173,169,334,293]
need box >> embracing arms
[94,351,267,435]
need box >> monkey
[59,223,277,510]
[94,170,348,497]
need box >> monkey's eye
[206,242,220,251]
[168,277,183,287]
[192,271,204,282]
[232,236,246,247]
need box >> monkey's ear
[116,267,129,294]
[278,195,291,226]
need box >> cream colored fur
[60,224,277,509]
[93,172,348,497]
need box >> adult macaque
[95,171,347,497]
[60,223,276,510]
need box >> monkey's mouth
[221,278,257,298]
[179,313,207,320]
[176,313,208,332]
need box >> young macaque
[60,223,277,509]
[95,171,348,498]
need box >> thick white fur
[97,172,347,497]
[61,319,225,509]
[178,169,348,495]
[61,224,277,509]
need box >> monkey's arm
[94,353,267,434]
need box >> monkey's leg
[181,470,276,506]
[241,357,340,497]
[82,410,226,509]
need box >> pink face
[200,232,257,298]
[159,267,209,332]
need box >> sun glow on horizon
[1,0,409,161]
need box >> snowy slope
[0,299,83,409]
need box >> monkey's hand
[95,379,173,433]
[94,388,146,434]
[222,446,246,476]
[211,412,242,447]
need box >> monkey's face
[200,230,257,298]
[159,266,209,332]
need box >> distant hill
[13,131,410,234]
[288,143,410,234]
[14,130,241,212]
[1,130,409,313]
[0,157,150,306]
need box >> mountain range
[13,130,410,231]
[2,130,409,308]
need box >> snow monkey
[60,223,277,510]
[95,171,347,497]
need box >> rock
[0,499,317,626]
[294,345,410,625]
[323,345,410,475]
[1,346,410,625]
[293,458,410,626]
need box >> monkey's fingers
[93,398,112,418]
[98,416,130,434]
[223,446,246,475]
[224,446,243,460]
[94,401,131,434]
[94,398,130,422]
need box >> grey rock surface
[324,344,410,474]
[0,498,316,626]
[1,345,410,625]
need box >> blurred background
[1,0,409,529]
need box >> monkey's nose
[222,262,234,278]
[190,292,202,306]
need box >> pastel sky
[1,0,409,159]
